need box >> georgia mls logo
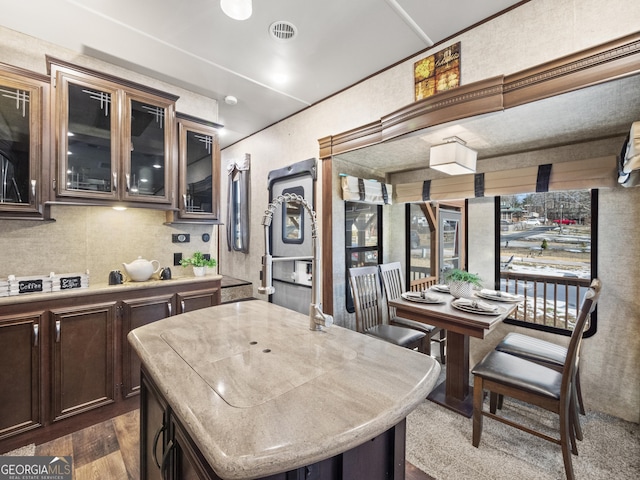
[0,456,72,480]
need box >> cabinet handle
[55,320,61,343]
[152,424,166,469]
[167,302,172,316]
[126,173,130,192]
[181,300,185,313]
[160,439,174,480]
[33,324,39,347]
[112,172,117,192]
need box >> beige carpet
[406,396,640,480]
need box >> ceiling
[1,0,525,149]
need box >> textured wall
[0,205,217,284]
[219,0,640,422]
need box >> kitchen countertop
[0,274,223,307]
[128,300,440,480]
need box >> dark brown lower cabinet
[121,294,174,398]
[0,278,221,454]
[177,287,221,313]
[50,302,117,421]
[140,369,406,480]
[0,311,44,441]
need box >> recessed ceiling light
[224,95,238,105]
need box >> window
[226,154,250,253]
[407,203,432,282]
[497,190,597,336]
[282,186,305,244]
[345,202,381,313]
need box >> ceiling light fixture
[429,136,477,175]
[220,0,252,21]
[224,95,238,105]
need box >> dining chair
[471,278,601,480]
[378,262,446,362]
[348,266,426,351]
[493,314,590,441]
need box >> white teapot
[122,256,161,282]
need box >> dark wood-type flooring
[34,409,434,479]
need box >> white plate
[451,300,506,316]
[401,292,445,304]
[476,291,524,303]
[431,284,450,293]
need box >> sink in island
[128,300,440,480]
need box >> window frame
[495,190,598,338]
[345,201,382,313]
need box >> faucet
[258,192,334,331]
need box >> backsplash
[0,205,218,284]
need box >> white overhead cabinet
[49,58,176,206]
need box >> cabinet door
[122,92,174,204]
[172,419,220,480]
[140,371,169,480]
[50,302,117,421]
[0,312,43,440]
[0,67,48,217]
[54,69,120,201]
[173,115,221,221]
[121,295,174,398]
[176,287,220,314]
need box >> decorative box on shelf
[50,271,90,292]
[8,275,53,296]
[7,271,89,296]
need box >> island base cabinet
[140,370,408,480]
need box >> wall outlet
[174,253,182,266]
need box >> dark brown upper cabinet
[48,57,177,207]
[0,63,50,219]
[166,113,222,223]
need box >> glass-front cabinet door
[122,93,173,203]
[59,77,119,200]
[0,65,48,217]
[50,59,176,205]
[171,114,221,222]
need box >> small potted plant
[179,251,217,277]
[444,268,482,298]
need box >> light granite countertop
[0,274,223,307]
[128,300,440,480]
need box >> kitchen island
[128,300,440,480]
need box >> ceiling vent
[269,21,297,41]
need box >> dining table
[389,290,518,417]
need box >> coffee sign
[18,279,43,294]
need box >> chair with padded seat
[494,330,587,440]
[378,262,446,362]
[348,266,426,351]
[471,278,601,480]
